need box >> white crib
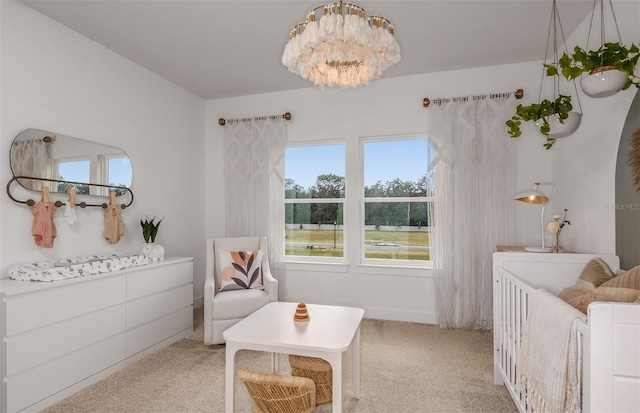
[493,252,640,413]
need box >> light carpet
[42,308,517,412]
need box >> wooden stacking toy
[294,302,310,322]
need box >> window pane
[108,157,132,196]
[57,160,90,194]
[285,145,345,199]
[364,202,430,261]
[285,203,343,257]
[364,139,429,198]
[108,157,132,187]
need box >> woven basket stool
[237,368,316,413]
[289,355,333,405]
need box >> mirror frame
[7,128,134,209]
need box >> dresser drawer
[127,283,192,328]
[5,275,126,336]
[127,261,193,300]
[7,334,126,413]
[6,304,126,377]
[127,305,193,357]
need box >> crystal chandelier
[282,0,401,89]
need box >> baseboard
[362,306,437,324]
[193,295,204,309]
[189,296,434,324]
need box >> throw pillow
[575,258,614,292]
[559,287,599,314]
[218,250,264,292]
[596,265,640,303]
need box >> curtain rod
[218,112,292,126]
[423,89,524,108]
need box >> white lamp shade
[512,188,549,204]
[512,181,556,253]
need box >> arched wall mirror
[615,92,640,270]
[10,128,132,197]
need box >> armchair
[204,237,278,345]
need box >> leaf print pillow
[218,249,264,292]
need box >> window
[48,155,132,196]
[283,137,433,267]
[98,155,131,196]
[54,158,90,194]
[362,138,431,263]
[284,144,345,259]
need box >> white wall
[551,0,640,255]
[204,1,639,321]
[0,2,206,301]
[205,62,552,323]
[2,0,637,324]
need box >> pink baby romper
[31,202,57,248]
[103,204,125,244]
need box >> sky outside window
[285,144,345,189]
[58,160,90,183]
[285,139,430,189]
[364,139,429,187]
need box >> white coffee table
[223,302,365,413]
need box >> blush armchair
[204,237,278,345]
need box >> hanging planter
[580,63,631,97]
[547,43,640,97]
[507,95,581,150]
[544,0,640,98]
[537,111,582,139]
[506,0,582,150]
[535,111,582,150]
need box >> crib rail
[493,265,534,413]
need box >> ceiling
[21,0,596,100]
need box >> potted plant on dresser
[140,216,165,262]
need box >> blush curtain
[223,117,286,274]
[426,95,517,329]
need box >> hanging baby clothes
[31,202,57,248]
[103,204,125,244]
[64,202,78,225]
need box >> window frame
[282,135,432,270]
[359,134,432,268]
[283,141,347,264]
[96,154,131,196]
[50,156,91,193]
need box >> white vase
[580,66,628,98]
[141,242,165,262]
[535,111,582,139]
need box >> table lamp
[513,181,556,252]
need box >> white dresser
[0,256,194,413]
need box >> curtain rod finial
[515,89,524,99]
[283,112,292,121]
[218,118,226,126]
[423,98,431,108]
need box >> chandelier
[282,0,401,89]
